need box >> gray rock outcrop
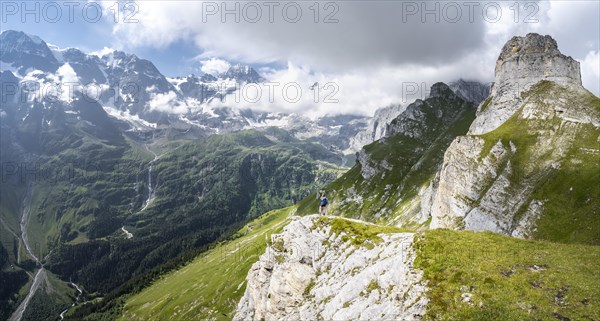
[469,33,582,135]
[430,33,599,237]
[448,79,490,107]
[233,216,427,321]
[348,104,405,153]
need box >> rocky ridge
[430,33,599,242]
[234,215,427,321]
[469,33,582,135]
[347,104,405,153]
[347,80,489,154]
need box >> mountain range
[119,33,599,321]
[1,30,489,157]
[1,31,598,321]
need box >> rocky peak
[430,34,599,242]
[429,82,455,99]
[492,33,581,97]
[223,64,265,83]
[387,82,469,139]
[347,104,405,153]
[0,30,54,58]
[449,79,490,106]
[469,34,583,135]
[62,48,88,61]
[0,30,58,73]
[200,73,217,82]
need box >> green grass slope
[118,209,599,321]
[117,207,293,321]
[476,81,600,245]
[296,85,476,227]
[45,128,340,299]
[416,229,600,321]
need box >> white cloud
[55,63,80,102]
[18,65,81,103]
[545,1,600,58]
[102,0,599,117]
[89,47,116,58]
[580,50,600,96]
[200,58,231,75]
[107,1,488,70]
[208,56,492,118]
[145,85,158,93]
[148,91,188,113]
[56,63,79,84]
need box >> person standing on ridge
[319,192,328,215]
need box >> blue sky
[2,8,206,76]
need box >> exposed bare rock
[430,34,599,239]
[448,79,491,107]
[470,33,582,135]
[233,216,427,321]
[348,104,405,153]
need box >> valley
[8,185,40,321]
[0,28,598,321]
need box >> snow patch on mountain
[89,47,116,58]
[47,44,67,62]
[103,106,157,130]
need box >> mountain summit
[72,33,599,321]
[471,33,583,135]
[222,64,265,83]
[494,33,581,91]
[430,34,599,244]
[0,30,58,72]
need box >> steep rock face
[222,64,265,83]
[294,82,476,225]
[493,34,581,94]
[470,33,582,135]
[430,34,600,245]
[387,83,461,138]
[348,104,405,153]
[234,216,427,321]
[448,79,490,107]
[430,137,517,232]
[348,80,488,154]
[0,30,58,72]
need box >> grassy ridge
[295,93,476,227]
[313,216,406,248]
[118,207,293,321]
[416,229,600,321]
[478,82,600,245]
[118,211,600,321]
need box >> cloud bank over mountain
[2,1,597,117]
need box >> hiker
[319,192,328,215]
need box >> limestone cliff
[470,33,582,135]
[430,34,600,244]
[348,104,406,154]
[233,216,427,321]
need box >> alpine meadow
[1,1,599,321]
